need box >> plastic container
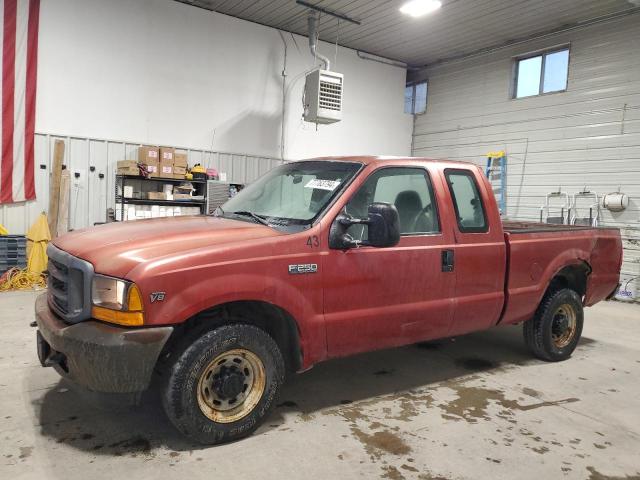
[0,235,28,274]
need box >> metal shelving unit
[115,175,208,221]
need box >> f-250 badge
[288,264,318,275]
[150,292,166,303]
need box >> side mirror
[367,202,401,247]
[329,202,400,250]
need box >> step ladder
[540,189,571,224]
[570,188,599,226]
[485,151,506,215]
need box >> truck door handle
[441,250,454,272]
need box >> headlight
[91,275,144,326]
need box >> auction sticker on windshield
[305,179,341,191]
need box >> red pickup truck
[35,157,622,444]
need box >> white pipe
[278,31,287,162]
[307,13,330,71]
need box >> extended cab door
[322,164,457,358]
[443,167,506,335]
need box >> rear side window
[445,170,488,233]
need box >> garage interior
[1,0,639,479]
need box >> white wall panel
[412,14,640,301]
[3,0,412,233]
[0,134,280,234]
[35,0,411,161]
[68,138,89,231]
[88,140,108,227]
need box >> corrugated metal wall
[0,133,282,235]
[411,14,640,302]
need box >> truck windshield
[217,161,361,231]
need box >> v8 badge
[150,292,166,303]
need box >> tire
[523,288,584,362]
[162,324,285,444]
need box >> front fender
[140,267,325,367]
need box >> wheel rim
[551,303,577,348]
[197,348,266,424]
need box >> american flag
[0,0,39,204]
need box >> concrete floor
[1,290,639,480]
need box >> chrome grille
[46,244,94,323]
[48,257,69,314]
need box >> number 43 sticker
[306,235,320,248]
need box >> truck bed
[500,220,622,327]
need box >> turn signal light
[91,307,144,327]
[127,284,144,312]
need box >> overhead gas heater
[303,10,344,125]
[304,69,344,124]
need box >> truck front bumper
[35,293,173,394]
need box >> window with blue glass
[514,48,569,98]
[404,81,427,114]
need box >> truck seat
[394,191,423,233]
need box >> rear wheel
[163,324,284,444]
[523,288,584,362]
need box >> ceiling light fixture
[399,0,442,18]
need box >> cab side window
[445,170,488,233]
[345,167,439,240]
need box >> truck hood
[52,216,283,277]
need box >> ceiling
[177,0,639,66]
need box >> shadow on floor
[32,324,598,456]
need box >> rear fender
[537,252,592,305]
[501,247,592,326]
[584,233,623,305]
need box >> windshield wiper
[230,210,271,227]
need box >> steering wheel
[411,204,433,233]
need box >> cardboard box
[174,153,188,168]
[159,162,174,178]
[145,159,160,176]
[117,160,139,175]
[160,147,175,163]
[173,193,191,200]
[172,153,187,178]
[147,192,167,201]
[117,167,139,175]
[138,146,159,163]
[173,165,187,179]
[138,147,159,175]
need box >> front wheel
[523,288,584,362]
[162,324,285,444]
